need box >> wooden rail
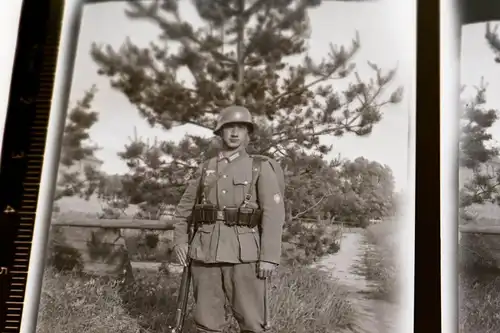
[52,218,178,230]
[52,217,360,231]
[459,225,500,235]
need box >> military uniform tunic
[173,149,285,265]
[173,149,285,333]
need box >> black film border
[0,0,64,331]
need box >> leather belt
[198,210,226,223]
[193,205,261,228]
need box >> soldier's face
[221,123,249,149]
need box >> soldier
[173,105,285,333]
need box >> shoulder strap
[249,154,286,196]
[242,157,264,206]
[251,156,264,184]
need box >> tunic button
[223,175,228,178]
[222,190,227,194]
[244,180,248,185]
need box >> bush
[362,221,400,302]
[123,230,174,262]
[46,227,83,272]
[459,218,500,271]
[282,220,342,265]
[38,264,355,333]
[460,233,499,270]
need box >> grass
[459,270,500,333]
[37,268,143,333]
[459,167,500,332]
[459,217,500,333]
[37,263,355,333]
[458,209,500,332]
[361,221,400,303]
[42,211,352,332]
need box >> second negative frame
[459,19,500,333]
[36,1,413,333]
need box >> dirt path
[311,231,400,333]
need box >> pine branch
[291,193,330,220]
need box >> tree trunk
[234,0,246,104]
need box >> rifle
[263,277,271,331]
[170,158,207,333]
[169,223,195,333]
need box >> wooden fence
[458,224,500,270]
[50,217,179,280]
[458,224,500,248]
[49,216,362,279]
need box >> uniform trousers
[191,261,266,333]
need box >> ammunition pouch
[193,204,262,228]
[193,204,218,224]
[224,206,262,228]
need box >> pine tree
[49,86,104,270]
[456,23,500,219]
[89,0,402,261]
[55,86,102,202]
[459,79,500,216]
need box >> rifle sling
[243,157,262,205]
[195,160,210,204]
[186,160,210,243]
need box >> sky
[65,0,414,192]
[461,22,500,145]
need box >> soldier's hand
[258,261,277,279]
[174,244,189,266]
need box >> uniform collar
[218,149,248,163]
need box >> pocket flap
[233,174,250,185]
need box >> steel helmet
[213,105,255,135]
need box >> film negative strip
[0,0,64,331]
